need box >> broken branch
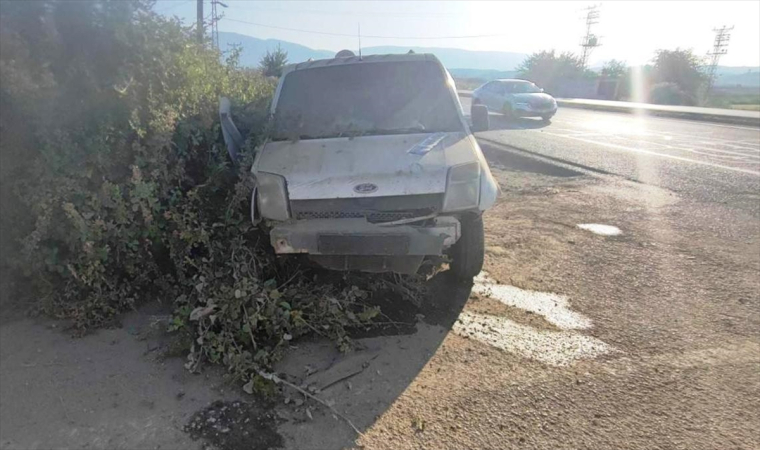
[257,370,362,436]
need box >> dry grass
[731,104,760,111]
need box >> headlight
[443,162,480,212]
[256,172,290,221]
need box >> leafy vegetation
[648,82,694,106]
[0,0,386,385]
[601,60,628,79]
[259,44,289,78]
[509,49,722,106]
[649,49,706,105]
[703,87,760,109]
[516,50,593,94]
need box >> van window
[273,61,464,140]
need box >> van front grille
[294,209,435,223]
[290,194,442,224]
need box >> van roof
[282,53,442,75]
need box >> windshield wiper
[357,125,427,136]
[272,126,438,141]
[271,134,331,142]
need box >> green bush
[516,50,595,94]
[649,82,696,106]
[650,49,706,102]
[0,1,382,382]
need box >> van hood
[256,132,473,200]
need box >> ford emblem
[353,183,378,194]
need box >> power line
[706,25,733,96]
[579,4,601,68]
[196,0,203,43]
[155,0,192,13]
[222,17,510,40]
[210,0,228,50]
[223,4,460,18]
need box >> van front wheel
[449,215,485,282]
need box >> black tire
[449,215,485,282]
[470,103,489,132]
[470,100,483,117]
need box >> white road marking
[454,311,614,367]
[686,122,760,132]
[540,131,760,176]
[472,273,592,330]
[578,224,623,236]
[552,118,760,148]
[547,128,760,160]
[453,272,616,366]
[556,110,760,132]
[720,142,760,152]
[616,136,760,159]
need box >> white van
[221,52,497,281]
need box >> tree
[259,44,288,77]
[649,82,693,106]
[516,50,590,93]
[601,60,627,78]
[650,49,706,104]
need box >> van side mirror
[471,104,489,132]
[219,97,244,164]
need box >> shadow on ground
[272,274,472,449]
[479,142,581,178]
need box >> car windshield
[508,81,542,94]
[272,61,464,140]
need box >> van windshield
[272,60,464,140]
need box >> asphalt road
[460,96,760,215]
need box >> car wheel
[470,99,485,117]
[449,214,485,282]
[503,103,514,120]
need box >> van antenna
[358,23,362,59]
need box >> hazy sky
[155,0,760,66]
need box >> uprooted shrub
[0,0,390,384]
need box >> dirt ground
[1,142,759,450]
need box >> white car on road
[472,79,558,121]
[221,52,498,280]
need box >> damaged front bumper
[269,216,460,274]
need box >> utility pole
[210,0,228,50]
[196,0,204,44]
[706,25,733,96]
[579,4,601,69]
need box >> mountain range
[219,32,760,87]
[219,32,526,71]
